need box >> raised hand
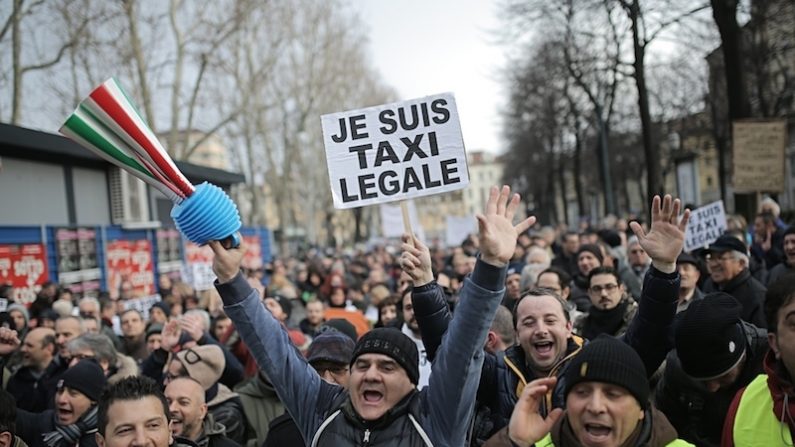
[180,313,205,341]
[629,195,690,273]
[477,185,536,268]
[0,327,21,356]
[208,235,246,284]
[508,377,564,446]
[160,319,181,352]
[400,233,434,286]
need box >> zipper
[363,429,371,445]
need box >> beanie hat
[351,328,419,385]
[175,345,225,390]
[150,301,171,318]
[7,303,30,325]
[675,293,746,380]
[598,230,622,248]
[307,332,356,365]
[58,359,106,401]
[565,335,649,409]
[318,319,358,342]
[577,244,604,264]
[272,294,293,319]
[145,323,163,341]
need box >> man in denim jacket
[209,185,535,446]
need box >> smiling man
[165,377,238,447]
[210,185,534,446]
[487,336,693,447]
[410,195,689,444]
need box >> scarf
[763,349,795,439]
[42,406,98,447]
[581,299,629,340]
[550,407,677,447]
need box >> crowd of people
[0,186,793,446]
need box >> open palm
[477,185,536,267]
[629,195,690,266]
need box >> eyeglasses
[313,363,348,376]
[706,253,735,263]
[589,284,619,294]
[69,353,96,362]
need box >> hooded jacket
[195,413,241,447]
[107,353,139,384]
[234,373,284,446]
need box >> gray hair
[184,309,210,332]
[491,305,516,347]
[78,297,101,312]
[732,250,749,267]
[66,333,118,364]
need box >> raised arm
[424,185,535,446]
[209,240,340,441]
[623,195,690,375]
[401,234,451,362]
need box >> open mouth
[362,390,384,403]
[533,341,554,355]
[584,423,612,438]
[57,408,73,422]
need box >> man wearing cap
[675,253,703,313]
[569,244,604,313]
[264,331,357,446]
[654,293,768,446]
[405,194,689,444]
[209,185,534,446]
[502,267,523,311]
[722,272,795,445]
[702,234,767,328]
[16,360,107,447]
[485,336,693,447]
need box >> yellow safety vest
[733,374,793,446]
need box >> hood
[207,383,239,407]
[234,373,279,399]
[108,353,139,384]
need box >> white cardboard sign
[321,93,469,209]
[684,200,727,252]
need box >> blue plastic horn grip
[171,182,242,247]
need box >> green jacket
[234,373,284,447]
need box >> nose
[585,392,607,414]
[55,390,68,406]
[169,400,179,414]
[131,426,148,447]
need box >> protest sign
[123,294,162,320]
[321,93,469,209]
[0,243,49,304]
[106,240,155,299]
[732,120,787,192]
[684,200,727,252]
[379,202,425,241]
[445,215,477,248]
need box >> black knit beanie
[675,293,746,380]
[351,328,419,385]
[565,335,649,409]
[577,244,604,264]
[58,359,107,402]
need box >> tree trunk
[711,0,751,201]
[557,153,569,226]
[10,0,22,124]
[574,131,585,219]
[626,0,661,205]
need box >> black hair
[587,266,622,286]
[0,389,16,436]
[766,272,795,333]
[538,267,571,290]
[512,287,571,328]
[97,376,169,436]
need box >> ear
[199,403,208,420]
[769,332,781,358]
[95,432,105,447]
[485,331,498,350]
[0,432,12,447]
[561,286,570,301]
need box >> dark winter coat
[702,269,767,328]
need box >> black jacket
[703,269,767,328]
[654,321,769,447]
[263,412,304,447]
[6,363,56,412]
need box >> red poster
[0,244,49,304]
[242,235,262,270]
[184,241,214,265]
[106,240,155,300]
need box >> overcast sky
[353,0,506,154]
